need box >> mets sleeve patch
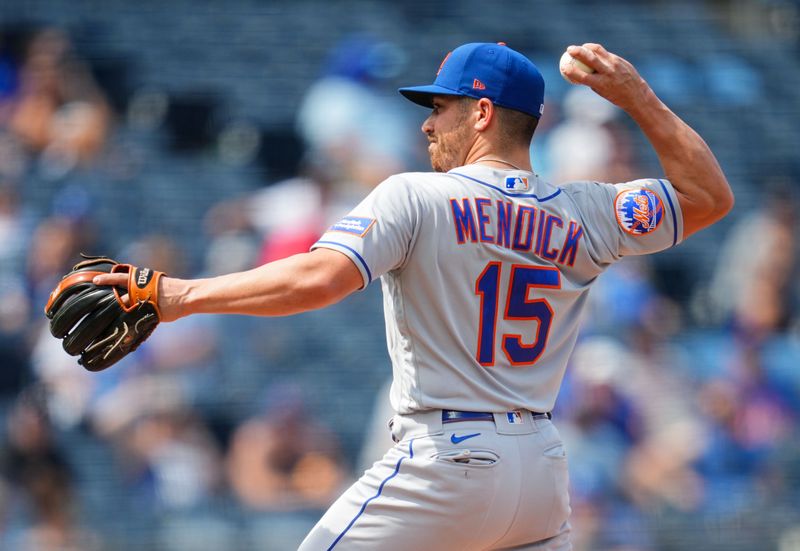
[614,188,664,236]
[328,216,376,237]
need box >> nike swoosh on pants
[450,433,481,444]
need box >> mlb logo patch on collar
[505,176,530,192]
[329,216,376,238]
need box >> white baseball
[559,50,595,84]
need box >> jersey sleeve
[311,175,421,288]
[565,178,684,264]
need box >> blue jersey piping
[449,171,562,202]
[657,179,678,247]
[327,439,415,550]
[315,240,373,284]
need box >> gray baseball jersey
[312,163,682,414]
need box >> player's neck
[468,153,532,172]
[463,140,531,172]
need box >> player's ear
[474,98,494,131]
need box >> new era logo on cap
[399,42,546,118]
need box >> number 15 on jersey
[475,263,561,367]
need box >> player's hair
[457,98,538,148]
[494,105,539,148]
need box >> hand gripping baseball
[560,43,651,113]
[45,255,165,371]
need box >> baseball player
[93,42,733,549]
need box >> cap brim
[398,84,464,108]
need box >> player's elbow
[720,185,735,216]
[679,178,734,237]
[708,177,735,221]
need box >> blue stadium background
[0,0,799,549]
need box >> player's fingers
[92,273,132,306]
[566,45,609,74]
[562,64,601,88]
[582,43,610,57]
[92,273,128,287]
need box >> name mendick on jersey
[449,197,583,268]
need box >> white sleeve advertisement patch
[329,216,376,238]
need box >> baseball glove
[44,255,165,371]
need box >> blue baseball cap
[399,42,545,118]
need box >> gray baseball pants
[299,409,572,550]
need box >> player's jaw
[427,130,470,172]
[423,96,472,173]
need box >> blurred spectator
[26,215,96,428]
[25,214,97,310]
[0,181,29,272]
[541,86,637,184]
[0,30,20,106]
[561,288,701,545]
[205,36,418,271]
[226,384,347,511]
[296,34,416,183]
[555,339,639,549]
[2,27,111,177]
[0,131,29,180]
[79,357,223,513]
[0,181,34,396]
[693,374,793,518]
[25,216,79,299]
[27,216,100,428]
[0,24,26,151]
[203,162,354,269]
[693,343,796,516]
[0,390,101,550]
[707,179,799,340]
[116,402,223,511]
[559,343,639,504]
[30,326,96,429]
[581,257,664,335]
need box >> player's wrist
[158,276,192,322]
[625,86,674,132]
[617,80,658,116]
